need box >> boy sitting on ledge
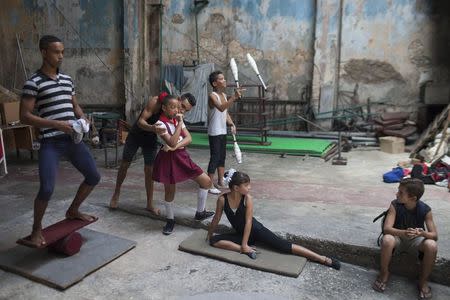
[373,178,438,300]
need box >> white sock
[197,188,208,212]
[165,201,174,219]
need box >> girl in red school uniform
[153,94,214,235]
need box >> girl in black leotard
[207,170,341,270]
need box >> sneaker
[194,210,214,221]
[162,219,175,235]
[208,187,221,194]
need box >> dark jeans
[37,135,100,201]
[207,134,227,174]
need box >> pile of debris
[409,104,450,162]
[400,104,450,190]
[373,111,417,139]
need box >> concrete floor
[1,202,450,300]
[0,146,449,299]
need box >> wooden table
[0,124,35,159]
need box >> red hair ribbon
[158,91,169,103]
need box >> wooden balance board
[17,218,97,255]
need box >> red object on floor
[48,232,83,256]
[16,218,97,249]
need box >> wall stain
[172,14,184,24]
[408,39,431,70]
[343,59,404,84]
[76,66,95,79]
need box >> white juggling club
[246,53,267,91]
[230,58,239,88]
[232,134,242,164]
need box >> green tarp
[189,132,333,156]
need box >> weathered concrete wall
[2,0,447,122]
[0,0,124,107]
[312,0,450,117]
[162,0,316,100]
[123,0,162,123]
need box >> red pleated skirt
[152,148,203,184]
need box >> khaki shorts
[392,236,424,255]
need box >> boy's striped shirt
[22,70,76,139]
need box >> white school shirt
[155,120,186,146]
[208,92,228,136]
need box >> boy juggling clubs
[207,70,243,194]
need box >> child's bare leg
[217,167,225,186]
[291,244,332,265]
[110,160,131,208]
[29,198,48,247]
[144,164,160,215]
[207,173,215,186]
[194,173,212,190]
[66,182,97,221]
[212,240,241,253]
[164,184,176,203]
[379,234,396,282]
[418,239,437,293]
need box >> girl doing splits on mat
[207,170,341,269]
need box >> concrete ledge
[114,203,450,286]
[283,233,450,287]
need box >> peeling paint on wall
[2,0,448,121]
[171,14,184,24]
[313,0,450,121]
[343,59,404,84]
[163,0,316,100]
[0,0,125,107]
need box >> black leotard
[223,194,263,234]
[210,194,292,254]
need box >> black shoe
[194,210,214,221]
[162,219,175,235]
[327,257,341,270]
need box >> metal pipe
[194,11,200,63]
[193,1,209,64]
[16,34,27,79]
[296,114,328,131]
[13,51,18,90]
[333,0,343,113]
[159,0,163,89]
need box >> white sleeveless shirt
[208,92,228,136]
